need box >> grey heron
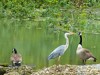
[76,32,96,65]
[10,48,22,66]
[48,32,74,64]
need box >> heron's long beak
[70,32,75,35]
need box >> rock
[5,65,34,75]
[1,64,100,75]
[32,64,100,75]
[4,72,20,75]
[0,66,6,75]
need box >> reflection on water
[0,20,100,69]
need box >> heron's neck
[79,35,82,45]
[65,36,69,47]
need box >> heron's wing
[48,45,66,60]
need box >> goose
[10,48,22,66]
[76,32,96,64]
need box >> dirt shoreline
[0,64,100,75]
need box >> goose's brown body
[10,48,22,66]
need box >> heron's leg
[55,56,61,71]
[57,56,61,65]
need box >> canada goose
[48,32,74,64]
[76,32,96,65]
[10,48,22,66]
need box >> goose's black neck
[13,48,17,54]
[79,35,82,45]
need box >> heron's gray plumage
[48,32,74,61]
[48,45,67,60]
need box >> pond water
[0,19,100,69]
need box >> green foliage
[0,0,100,33]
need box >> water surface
[0,19,100,69]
